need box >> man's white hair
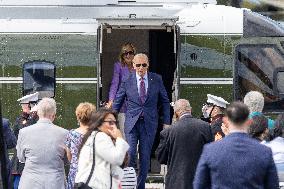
[37,98,56,118]
[174,99,192,113]
[133,53,149,64]
[243,91,264,113]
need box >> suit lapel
[145,72,153,103]
[130,73,140,103]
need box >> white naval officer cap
[207,94,229,108]
[17,92,39,104]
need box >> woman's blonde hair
[75,102,96,125]
[118,42,136,66]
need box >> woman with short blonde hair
[65,102,96,189]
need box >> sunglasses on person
[135,63,148,68]
[123,51,135,56]
[103,120,118,125]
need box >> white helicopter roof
[176,4,243,34]
[0,0,242,34]
[0,0,216,6]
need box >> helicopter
[0,1,284,183]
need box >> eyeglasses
[135,63,148,68]
[103,120,118,125]
[123,51,135,56]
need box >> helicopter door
[96,17,179,109]
[234,39,284,113]
[174,25,180,103]
[97,24,103,108]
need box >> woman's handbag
[74,132,98,189]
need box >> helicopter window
[190,53,197,61]
[243,10,284,37]
[23,61,56,98]
[280,41,284,49]
[276,72,284,95]
[234,44,284,113]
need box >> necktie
[140,77,146,103]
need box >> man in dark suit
[113,53,170,189]
[194,102,279,189]
[156,99,212,189]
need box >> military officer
[202,94,229,141]
[11,92,39,189]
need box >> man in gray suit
[16,98,68,189]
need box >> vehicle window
[243,10,284,37]
[234,44,284,112]
[23,61,55,98]
[277,72,284,95]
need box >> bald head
[174,99,192,118]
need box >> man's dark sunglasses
[103,120,118,125]
[123,51,135,56]
[136,63,148,68]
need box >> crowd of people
[0,42,283,189]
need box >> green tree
[217,0,242,8]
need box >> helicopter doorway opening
[98,24,179,173]
[99,27,179,107]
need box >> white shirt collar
[136,72,148,81]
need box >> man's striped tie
[140,77,146,104]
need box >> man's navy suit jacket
[2,118,16,150]
[113,72,170,139]
[1,118,16,185]
[193,132,279,189]
[2,118,16,167]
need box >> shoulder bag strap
[85,131,99,185]
[110,165,112,189]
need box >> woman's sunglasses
[123,51,135,56]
